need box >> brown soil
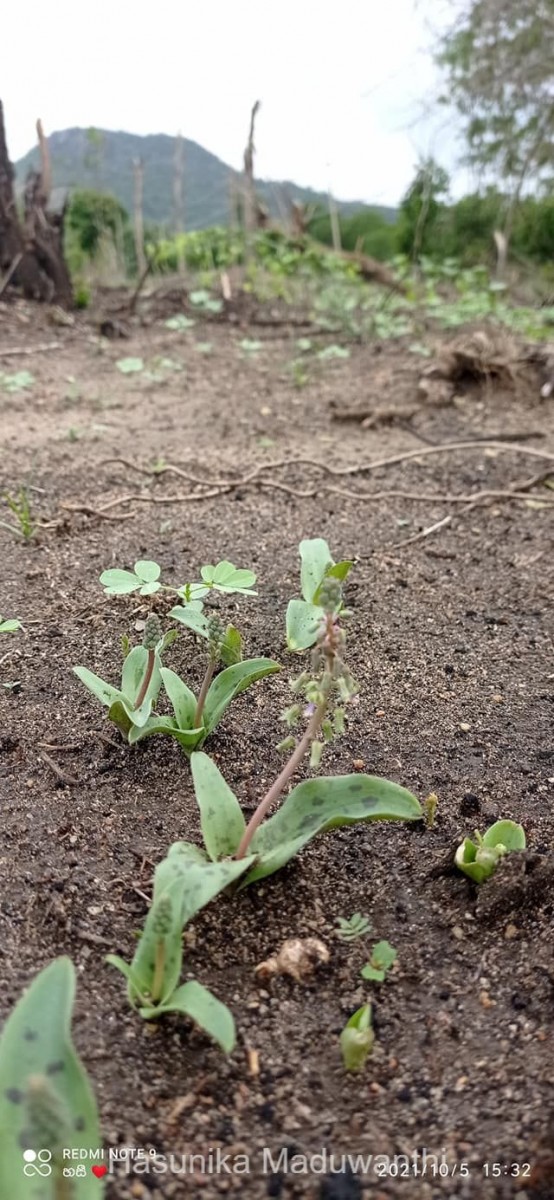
[1,292,554,1200]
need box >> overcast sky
[2,0,467,205]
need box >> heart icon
[91,1165,108,1178]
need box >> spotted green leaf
[0,958,103,1198]
[191,752,246,861]
[242,773,421,884]
[202,658,280,735]
[140,981,235,1053]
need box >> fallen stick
[39,749,80,787]
[0,341,60,358]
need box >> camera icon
[22,1149,53,1178]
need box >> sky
[2,0,468,206]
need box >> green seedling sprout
[0,958,103,1198]
[74,615,171,738]
[340,1004,374,1072]
[75,559,279,750]
[336,913,371,942]
[455,819,526,883]
[106,844,245,1051]
[0,617,21,633]
[1,487,36,541]
[361,940,398,982]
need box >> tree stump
[0,101,73,307]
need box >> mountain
[14,127,397,231]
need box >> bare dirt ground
[1,291,553,1200]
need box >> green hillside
[14,127,397,231]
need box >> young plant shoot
[361,940,398,982]
[75,558,279,749]
[455,819,526,883]
[74,614,172,738]
[0,958,103,1198]
[106,843,247,1051]
[340,1004,374,1072]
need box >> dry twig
[39,750,80,787]
[0,341,60,358]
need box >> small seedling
[361,940,397,982]
[1,487,36,541]
[74,615,173,738]
[239,338,262,356]
[336,913,372,942]
[116,357,144,374]
[0,617,21,633]
[423,792,438,829]
[290,359,310,389]
[106,845,241,1052]
[0,369,35,393]
[99,557,256,603]
[189,289,223,313]
[165,314,195,330]
[0,958,103,1198]
[317,344,350,361]
[340,1003,374,1071]
[455,819,526,883]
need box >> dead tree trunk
[132,157,146,275]
[243,100,261,260]
[0,102,23,271]
[0,103,73,307]
[173,132,185,275]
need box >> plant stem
[235,684,331,861]
[134,648,155,710]
[152,940,165,1003]
[194,659,215,728]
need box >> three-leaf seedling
[0,958,103,1198]
[455,819,526,883]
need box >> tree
[396,159,450,258]
[67,189,129,257]
[438,0,554,241]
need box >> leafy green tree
[438,0,554,242]
[68,190,129,257]
[396,159,450,258]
